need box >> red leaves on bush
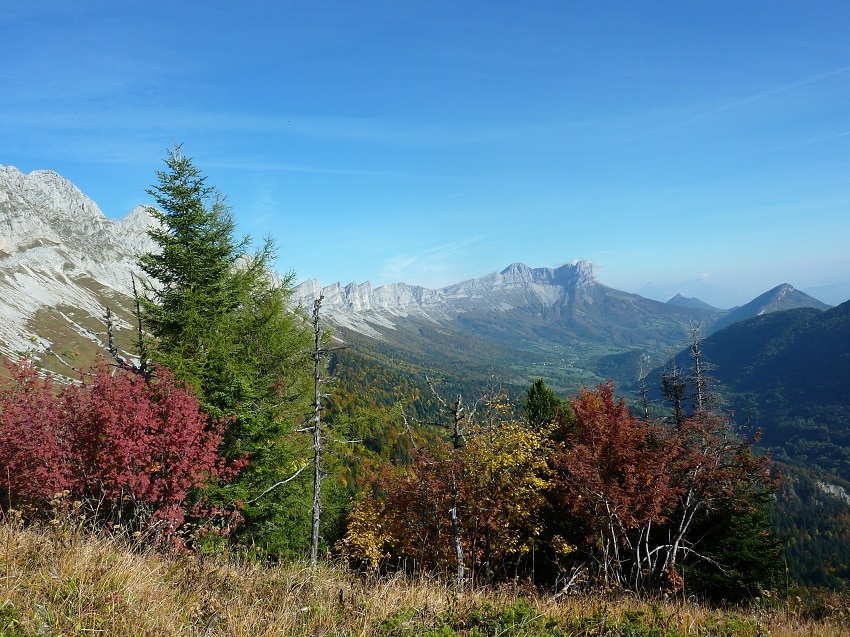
[0,358,237,534]
[0,360,70,501]
[553,381,672,535]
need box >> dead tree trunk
[310,295,325,567]
[426,378,471,593]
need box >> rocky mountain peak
[574,260,597,284]
[496,260,597,288]
[548,260,597,287]
[0,164,158,357]
[499,262,535,283]
[0,165,103,228]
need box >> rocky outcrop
[292,260,601,339]
[0,165,156,355]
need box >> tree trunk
[310,296,324,567]
[450,471,465,592]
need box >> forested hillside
[655,303,850,481]
[642,305,850,589]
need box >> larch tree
[136,146,314,553]
[661,356,688,429]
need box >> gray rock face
[292,260,600,339]
[0,165,157,355]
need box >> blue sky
[2,1,849,307]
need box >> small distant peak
[499,262,536,284]
[500,262,533,276]
[667,294,718,311]
[574,260,597,284]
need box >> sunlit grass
[0,513,846,636]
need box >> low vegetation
[0,514,847,636]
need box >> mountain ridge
[292,260,600,339]
[0,163,832,388]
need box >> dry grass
[0,514,847,636]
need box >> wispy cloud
[0,93,596,152]
[204,157,397,177]
[731,65,850,106]
[620,65,850,142]
[379,256,418,283]
[768,130,850,153]
[378,237,484,287]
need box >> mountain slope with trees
[658,302,850,480]
[643,302,850,589]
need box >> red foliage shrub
[0,358,237,536]
[0,360,70,501]
[553,381,673,536]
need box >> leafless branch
[246,461,311,505]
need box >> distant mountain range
[293,265,831,346]
[292,263,831,392]
[0,164,833,391]
[639,276,850,310]
[666,294,720,311]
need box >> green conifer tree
[522,378,562,429]
[137,146,314,554]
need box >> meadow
[1,514,846,636]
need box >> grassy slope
[1,516,847,636]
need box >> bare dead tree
[425,376,480,593]
[398,405,419,452]
[130,272,150,376]
[98,272,153,378]
[636,354,652,421]
[686,323,721,414]
[309,295,326,567]
[104,304,150,378]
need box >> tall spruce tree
[137,147,314,553]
